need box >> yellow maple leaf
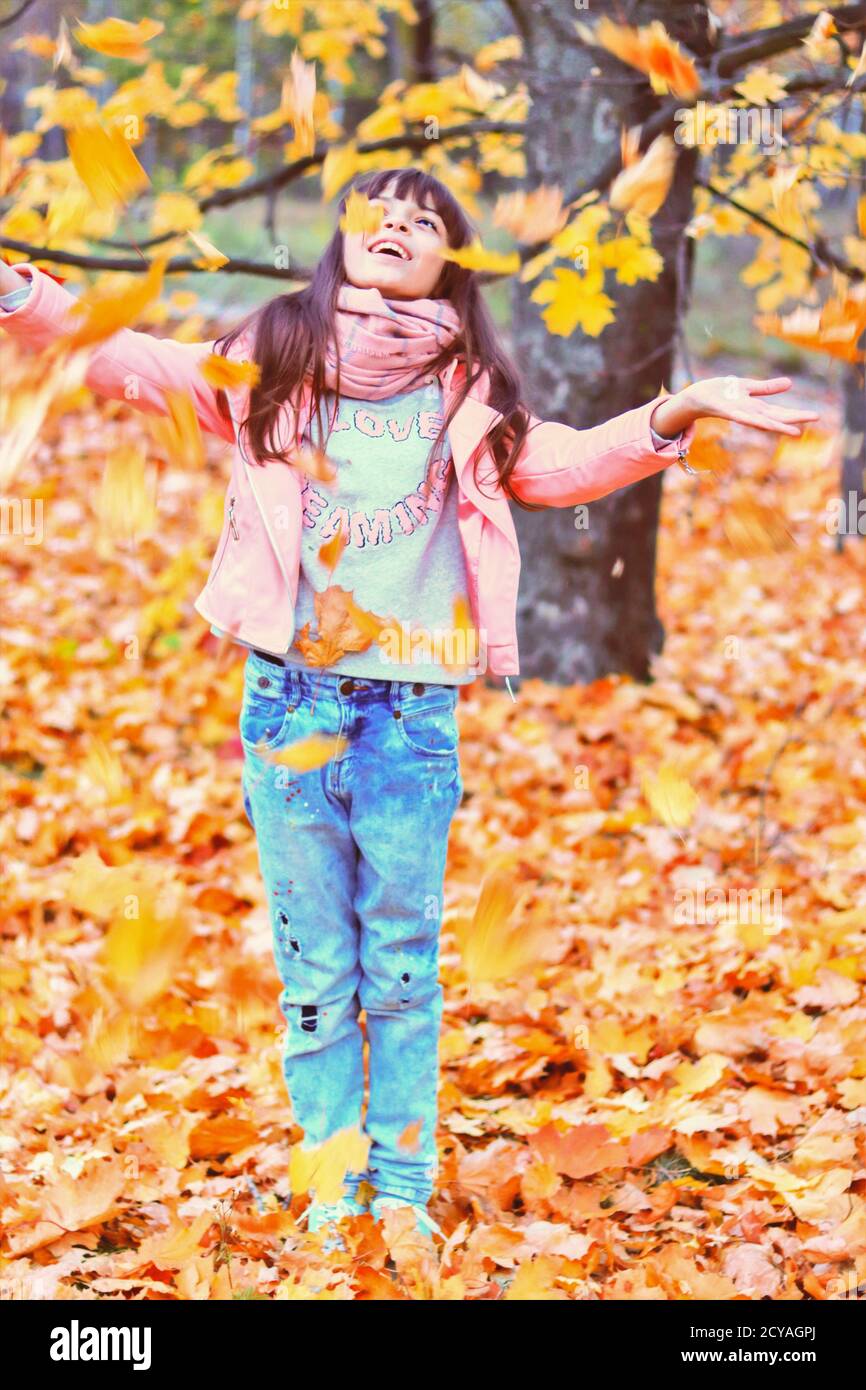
[74,17,163,62]
[599,235,664,285]
[134,1212,214,1269]
[734,66,789,105]
[642,762,699,828]
[438,240,520,275]
[67,119,150,212]
[339,188,385,236]
[504,1255,569,1301]
[530,266,615,337]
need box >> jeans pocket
[394,690,459,758]
[239,681,297,751]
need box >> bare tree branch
[713,1,866,78]
[0,0,37,30]
[0,237,315,279]
[87,120,524,252]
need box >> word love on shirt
[327,403,446,444]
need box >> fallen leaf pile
[0,370,864,1302]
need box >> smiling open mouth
[368,239,412,261]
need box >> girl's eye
[417,216,437,229]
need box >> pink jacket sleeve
[509,397,696,507]
[0,262,237,443]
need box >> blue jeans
[239,651,463,1206]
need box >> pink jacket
[2,262,694,677]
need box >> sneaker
[370,1195,443,1240]
[303,1193,368,1252]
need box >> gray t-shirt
[279,379,477,685]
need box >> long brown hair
[214,167,533,503]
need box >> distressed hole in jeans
[300,1005,318,1034]
[401,972,410,984]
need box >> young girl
[0,167,818,1249]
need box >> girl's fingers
[744,377,793,396]
[759,403,820,423]
[724,408,802,435]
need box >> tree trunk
[837,355,866,551]
[413,0,437,84]
[508,0,712,684]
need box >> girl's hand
[651,375,820,440]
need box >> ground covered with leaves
[1,379,864,1301]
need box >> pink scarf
[324,283,462,399]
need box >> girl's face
[342,179,449,300]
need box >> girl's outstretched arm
[507,376,819,508]
[0,261,239,443]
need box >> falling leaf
[339,188,385,236]
[578,17,701,99]
[269,733,348,771]
[723,498,796,555]
[292,585,390,667]
[286,49,317,157]
[453,858,549,984]
[95,445,157,545]
[187,229,229,270]
[66,118,150,211]
[148,389,206,470]
[318,524,347,572]
[290,445,338,486]
[438,240,520,275]
[64,254,169,351]
[610,134,676,218]
[755,286,866,364]
[289,1126,371,1204]
[74,17,164,61]
[493,185,568,244]
[200,353,261,390]
[0,341,89,488]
